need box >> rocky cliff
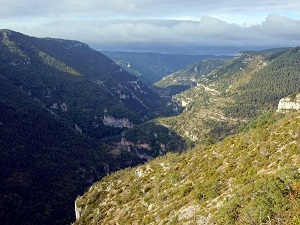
[102,115,133,128]
[277,93,300,112]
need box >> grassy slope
[74,110,300,225]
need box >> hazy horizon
[1,1,300,54]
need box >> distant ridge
[103,51,231,85]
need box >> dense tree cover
[223,48,300,118]
[2,29,300,225]
[0,74,146,225]
[0,30,171,133]
[156,47,300,145]
[153,58,230,97]
[151,84,193,99]
[0,30,178,225]
[123,122,188,158]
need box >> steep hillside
[73,109,300,225]
[103,51,228,85]
[0,30,184,225]
[0,73,185,225]
[0,74,141,225]
[152,58,230,97]
[157,48,300,143]
[0,29,172,140]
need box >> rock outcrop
[74,200,82,221]
[277,93,300,112]
[102,115,133,128]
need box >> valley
[0,30,300,225]
[103,51,230,85]
[0,30,185,225]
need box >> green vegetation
[122,121,188,158]
[0,30,179,225]
[224,48,300,118]
[155,48,300,144]
[74,110,300,225]
[103,51,230,85]
[0,73,148,225]
[151,58,230,99]
[1,30,300,225]
[37,50,81,76]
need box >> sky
[1,0,300,54]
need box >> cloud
[9,14,298,54]
[253,14,300,38]
[2,0,300,21]
[1,1,300,54]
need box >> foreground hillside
[156,48,300,143]
[74,109,300,225]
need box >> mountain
[103,51,230,85]
[156,47,300,143]
[0,30,184,225]
[73,107,300,225]
[0,30,174,139]
[152,57,230,97]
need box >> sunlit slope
[74,110,300,225]
[153,58,229,97]
[157,48,300,143]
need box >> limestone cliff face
[102,115,133,128]
[277,93,300,112]
[74,199,82,221]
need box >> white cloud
[253,14,300,38]
[1,1,300,54]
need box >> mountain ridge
[103,51,231,85]
[0,29,175,138]
[152,57,230,97]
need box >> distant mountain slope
[157,47,300,143]
[152,58,230,97]
[103,51,230,85]
[0,30,172,139]
[73,109,300,225]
